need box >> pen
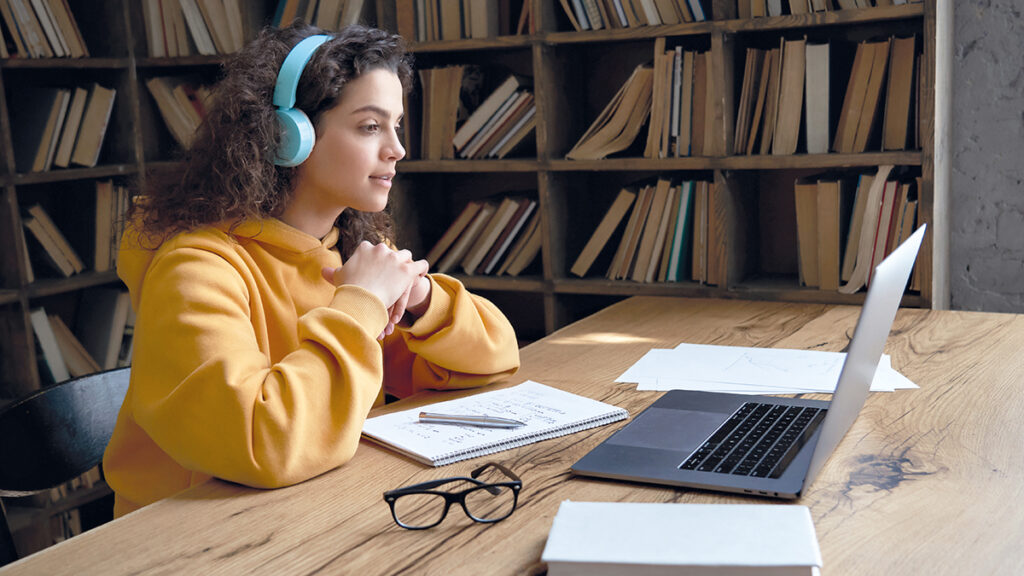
[418,412,526,429]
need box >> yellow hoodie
[102,218,520,517]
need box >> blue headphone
[273,34,331,167]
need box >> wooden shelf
[26,271,121,299]
[0,58,130,70]
[391,0,943,339]
[2,164,139,187]
[398,159,540,173]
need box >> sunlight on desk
[549,332,660,346]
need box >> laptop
[571,225,927,499]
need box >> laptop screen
[802,224,926,490]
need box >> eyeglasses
[383,462,522,530]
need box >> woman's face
[291,68,406,219]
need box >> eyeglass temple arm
[384,475,486,497]
[471,462,521,483]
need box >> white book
[362,381,627,467]
[543,502,823,576]
[804,41,830,154]
[30,307,70,383]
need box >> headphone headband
[273,34,331,109]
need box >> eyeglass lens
[392,480,517,529]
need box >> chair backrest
[0,367,129,496]
[0,367,129,565]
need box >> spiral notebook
[362,381,628,466]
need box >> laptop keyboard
[679,402,826,479]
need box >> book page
[362,381,627,466]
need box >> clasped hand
[322,241,431,340]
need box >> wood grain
[7,297,1022,575]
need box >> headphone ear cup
[274,108,316,167]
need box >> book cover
[542,502,822,576]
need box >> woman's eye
[362,123,380,133]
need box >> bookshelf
[0,0,948,555]
[0,0,279,557]
[385,0,948,342]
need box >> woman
[102,22,520,517]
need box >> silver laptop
[572,225,927,499]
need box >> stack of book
[145,76,212,149]
[21,203,84,279]
[558,0,710,31]
[572,178,705,284]
[794,165,920,294]
[566,63,653,160]
[393,0,533,43]
[741,0,923,18]
[643,40,716,159]
[418,65,467,160]
[732,34,918,156]
[0,0,89,59]
[30,307,101,384]
[272,0,370,31]
[452,73,535,160]
[10,82,117,172]
[426,196,540,276]
[20,180,129,280]
[143,0,255,57]
[93,180,132,273]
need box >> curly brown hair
[135,22,414,257]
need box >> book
[452,74,531,152]
[851,37,891,153]
[179,0,216,55]
[503,215,542,276]
[841,174,872,282]
[631,178,671,282]
[425,200,483,266]
[53,85,89,168]
[497,210,540,276]
[30,307,70,383]
[613,184,654,280]
[566,64,653,160]
[816,177,852,291]
[435,200,497,274]
[94,179,115,272]
[542,502,822,576]
[882,35,916,151]
[666,180,694,282]
[70,82,116,168]
[839,164,894,295]
[571,188,636,278]
[793,177,819,288]
[25,203,84,275]
[479,198,537,275]
[34,87,71,172]
[772,37,806,156]
[362,380,627,466]
[462,196,520,275]
[48,313,101,377]
[804,40,830,154]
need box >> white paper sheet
[617,343,919,394]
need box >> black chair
[0,367,129,565]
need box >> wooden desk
[5,297,1023,575]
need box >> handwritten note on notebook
[362,381,628,466]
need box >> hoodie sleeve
[380,274,520,399]
[128,242,391,490]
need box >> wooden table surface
[5,297,1023,575]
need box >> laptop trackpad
[609,408,725,453]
